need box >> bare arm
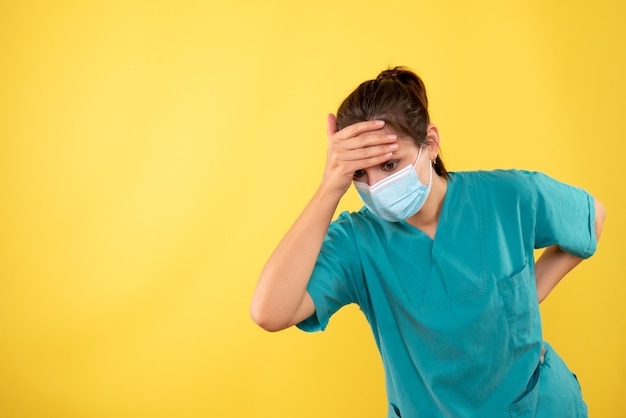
[250,115,398,331]
[535,197,606,303]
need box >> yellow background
[1,1,624,417]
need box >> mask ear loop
[414,145,433,186]
[413,146,423,168]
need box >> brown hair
[336,66,449,179]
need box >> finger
[327,113,337,137]
[342,143,398,162]
[334,119,386,140]
[347,151,395,171]
[343,133,398,151]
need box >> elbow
[249,301,289,333]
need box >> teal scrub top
[297,170,596,418]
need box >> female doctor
[250,66,606,417]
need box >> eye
[382,160,399,171]
[353,169,366,179]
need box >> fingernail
[389,144,398,150]
[375,120,385,126]
[387,134,397,140]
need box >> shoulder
[333,207,381,230]
[450,169,541,196]
[451,169,538,185]
[330,207,396,239]
[450,170,570,216]
[464,169,588,198]
[451,169,589,209]
[319,209,385,261]
[327,209,369,240]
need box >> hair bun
[376,67,404,81]
[375,66,428,109]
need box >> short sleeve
[296,212,362,332]
[531,172,597,258]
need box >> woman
[250,66,605,417]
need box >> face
[352,136,431,187]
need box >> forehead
[395,138,419,157]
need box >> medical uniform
[297,170,596,417]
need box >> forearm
[535,246,583,303]
[250,116,399,330]
[250,185,342,331]
[535,197,606,303]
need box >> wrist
[315,181,349,206]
